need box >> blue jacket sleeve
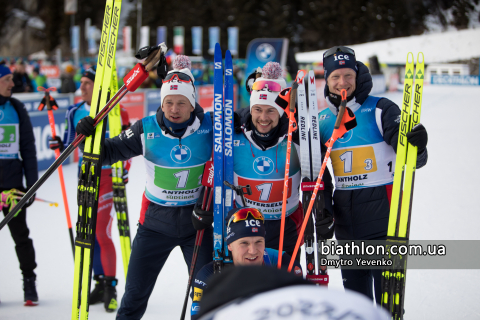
[190,262,213,320]
[101,119,144,165]
[13,99,38,187]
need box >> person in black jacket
[11,60,33,93]
[0,64,39,304]
[318,46,428,304]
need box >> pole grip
[334,89,347,129]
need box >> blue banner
[157,26,167,46]
[192,26,203,55]
[245,38,289,74]
[208,27,220,55]
[14,93,73,170]
[431,75,479,86]
[88,26,97,54]
[71,26,80,53]
[227,27,238,56]
[145,90,162,117]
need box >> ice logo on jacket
[171,145,191,164]
[253,156,274,175]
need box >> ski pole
[277,79,300,269]
[38,86,75,257]
[288,89,356,272]
[11,195,59,207]
[0,43,166,232]
[180,160,214,320]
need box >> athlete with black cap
[318,46,429,304]
[190,207,303,319]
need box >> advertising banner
[13,93,73,170]
[208,27,220,55]
[192,26,203,55]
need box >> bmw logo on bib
[337,130,353,143]
[253,156,274,175]
[171,145,191,164]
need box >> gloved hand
[48,135,64,151]
[315,214,335,240]
[406,123,428,153]
[122,169,129,184]
[191,204,213,231]
[75,116,95,137]
[17,187,35,209]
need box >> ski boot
[23,276,38,306]
[89,274,105,304]
[103,277,118,312]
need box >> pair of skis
[71,0,123,318]
[381,52,425,319]
[296,70,328,285]
[212,43,234,273]
[108,62,132,279]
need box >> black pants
[3,206,37,278]
[117,224,213,320]
[341,267,382,304]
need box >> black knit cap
[225,207,266,245]
[323,46,358,80]
[82,66,96,82]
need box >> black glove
[315,214,334,240]
[406,123,428,153]
[191,204,214,231]
[19,186,36,209]
[48,135,64,151]
[75,116,95,137]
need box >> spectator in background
[0,64,39,305]
[60,64,77,93]
[31,67,47,92]
[12,59,33,93]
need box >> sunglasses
[162,72,193,84]
[323,46,356,60]
[227,208,264,228]
[251,80,282,92]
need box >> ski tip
[225,50,232,59]
[24,300,38,307]
[215,42,221,50]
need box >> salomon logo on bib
[253,156,274,175]
[171,145,191,163]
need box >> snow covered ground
[1,84,480,319]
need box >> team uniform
[95,103,214,319]
[63,101,130,279]
[319,61,428,302]
[190,248,302,319]
[0,94,38,301]
[234,107,334,256]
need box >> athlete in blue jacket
[190,207,303,319]
[318,46,428,304]
[0,64,38,304]
[76,55,214,320]
[192,62,335,260]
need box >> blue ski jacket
[0,95,38,191]
[323,61,428,240]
